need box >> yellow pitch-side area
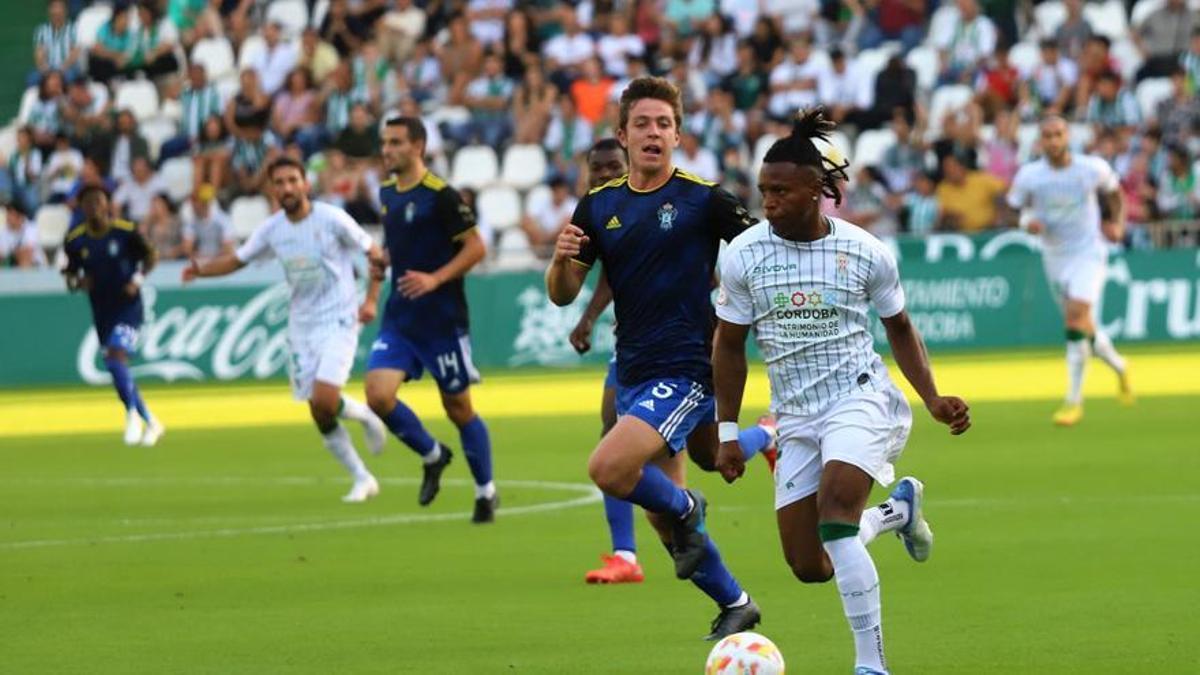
[1,348,1197,438]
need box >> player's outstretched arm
[569,268,612,354]
[881,311,971,435]
[712,319,753,482]
[545,224,590,307]
[181,253,247,282]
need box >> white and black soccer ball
[704,631,786,674]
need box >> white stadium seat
[159,157,195,203]
[853,129,897,168]
[237,35,267,71]
[477,186,522,231]
[140,116,179,162]
[493,229,539,270]
[927,84,974,138]
[35,205,72,250]
[1034,1,1067,38]
[191,37,237,81]
[853,47,894,83]
[115,80,160,121]
[1110,40,1145,82]
[1007,41,1041,76]
[1084,0,1129,40]
[74,5,113,48]
[524,184,552,216]
[17,87,38,124]
[311,0,331,28]
[0,124,16,160]
[266,0,309,40]
[905,46,939,92]
[230,196,273,240]
[750,133,778,178]
[1017,123,1041,162]
[500,144,548,190]
[1136,78,1174,120]
[450,145,499,189]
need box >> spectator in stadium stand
[500,9,540,80]
[675,130,721,182]
[842,165,900,237]
[931,108,981,173]
[592,98,622,139]
[689,14,739,82]
[632,0,666,54]
[748,15,784,68]
[879,108,925,193]
[273,68,323,158]
[597,13,644,77]
[141,192,184,260]
[0,202,46,268]
[225,69,272,144]
[1156,144,1200,220]
[250,21,299,97]
[321,0,364,56]
[935,152,1008,233]
[721,0,762,37]
[321,62,364,143]
[27,71,65,154]
[543,95,593,188]
[379,0,427,63]
[723,41,768,113]
[857,55,917,130]
[440,11,485,105]
[298,27,341,83]
[467,0,512,48]
[1020,39,1078,118]
[543,8,596,88]
[1133,0,1198,81]
[764,0,822,36]
[932,0,998,86]
[689,88,745,159]
[62,79,110,154]
[181,185,234,261]
[108,110,150,187]
[982,108,1019,185]
[903,171,941,235]
[974,42,1020,122]
[88,1,137,85]
[7,128,43,214]
[1084,70,1141,133]
[819,47,872,127]
[513,64,559,144]
[333,103,380,163]
[159,63,221,164]
[226,71,279,200]
[1054,0,1092,61]
[168,0,219,50]
[32,0,82,85]
[453,52,515,148]
[1157,66,1200,147]
[1183,30,1200,93]
[857,0,926,53]
[194,116,232,193]
[43,135,85,205]
[134,1,182,81]
[1072,35,1114,112]
[351,40,389,112]
[521,175,578,259]
[664,0,716,38]
[114,156,167,224]
[387,39,442,108]
[767,33,826,121]
[1120,152,1155,231]
[222,0,256,48]
[571,57,615,125]
[612,53,652,99]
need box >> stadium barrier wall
[1,232,1197,386]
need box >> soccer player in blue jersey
[364,117,497,523]
[546,78,762,639]
[569,139,778,586]
[63,185,163,446]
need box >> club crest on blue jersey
[108,240,120,257]
[405,201,416,223]
[657,202,677,231]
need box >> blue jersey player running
[568,139,778,586]
[547,78,761,639]
[63,185,164,446]
[364,117,497,524]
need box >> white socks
[321,424,372,481]
[1066,337,1091,405]
[475,481,496,499]
[614,550,638,564]
[858,498,910,546]
[423,442,442,465]
[823,536,887,673]
[337,395,375,423]
[1091,330,1126,375]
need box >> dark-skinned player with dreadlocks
[710,108,972,675]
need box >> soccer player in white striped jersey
[183,157,389,503]
[1006,116,1133,426]
[711,109,971,675]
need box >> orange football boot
[585,554,645,584]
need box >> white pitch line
[0,478,602,551]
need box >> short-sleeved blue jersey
[378,171,477,339]
[62,219,151,332]
[572,168,755,388]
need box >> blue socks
[624,463,691,518]
[604,494,636,553]
[458,415,493,487]
[738,425,771,462]
[690,538,744,606]
[382,400,437,457]
[104,356,149,421]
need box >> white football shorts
[287,320,360,401]
[1043,250,1107,306]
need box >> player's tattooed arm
[712,319,753,482]
[569,268,612,354]
[881,311,971,435]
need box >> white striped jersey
[235,201,374,330]
[716,218,905,416]
[1006,154,1120,258]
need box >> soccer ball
[705,631,786,674]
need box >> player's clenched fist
[554,224,589,262]
[926,395,971,435]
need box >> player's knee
[442,396,474,426]
[587,453,632,495]
[365,385,394,417]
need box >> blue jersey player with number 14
[547,77,762,640]
[364,116,497,524]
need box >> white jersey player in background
[1007,116,1133,426]
[183,157,388,502]
[711,110,971,675]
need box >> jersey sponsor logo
[751,263,798,275]
[638,399,655,411]
[370,339,389,352]
[657,202,677,231]
[774,291,824,308]
[605,215,622,230]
